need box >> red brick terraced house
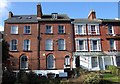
[4,4,120,76]
[4,4,74,77]
[72,10,120,71]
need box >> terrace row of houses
[4,4,120,76]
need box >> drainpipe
[37,23,40,70]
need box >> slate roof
[5,15,38,23]
[73,18,102,23]
[5,14,70,23]
[73,18,120,23]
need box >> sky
[0,1,119,31]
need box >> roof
[38,14,70,21]
[5,14,70,23]
[5,15,38,23]
[73,18,120,23]
[100,19,120,22]
[73,18,102,24]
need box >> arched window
[10,39,18,51]
[20,55,28,69]
[47,54,55,69]
[23,39,30,51]
[65,56,70,66]
[58,39,65,50]
[45,39,53,50]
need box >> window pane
[24,39,30,50]
[79,40,84,50]
[65,56,70,65]
[58,25,64,34]
[93,40,97,50]
[24,26,31,34]
[58,39,65,50]
[46,39,53,50]
[46,25,52,33]
[78,25,82,34]
[108,25,113,34]
[92,57,97,68]
[11,39,17,50]
[110,39,114,49]
[11,26,18,34]
[21,56,28,69]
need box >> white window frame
[58,25,65,34]
[89,38,101,51]
[45,39,53,50]
[88,24,100,35]
[108,25,114,35]
[74,24,86,35]
[46,25,53,34]
[65,56,70,66]
[20,55,28,70]
[75,38,88,51]
[58,39,66,50]
[109,39,116,50]
[11,26,18,34]
[24,26,31,34]
[91,57,98,68]
[10,39,18,51]
[23,39,30,51]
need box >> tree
[2,40,9,63]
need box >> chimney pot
[9,11,13,18]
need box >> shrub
[107,65,119,76]
[2,70,16,84]
[83,73,101,84]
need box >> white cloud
[0,25,4,31]
[0,0,11,31]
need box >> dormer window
[27,17,32,19]
[17,16,22,19]
[52,13,58,19]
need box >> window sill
[45,50,54,51]
[76,50,88,52]
[45,33,53,35]
[58,33,66,35]
[23,50,32,52]
[75,34,87,36]
[90,50,101,52]
[47,68,57,70]
[88,34,100,36]
[23,33,32,35]
[58,50,67,51]
[11,34,19,35]
[10,50,19,52]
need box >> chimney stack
[88,10,96,20]
[9,11,13,18]
[37,4,42,19]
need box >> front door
[75,56,80,67]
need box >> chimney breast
[9,11,13,18]
[88,10,96,20]
[37,4,42,19]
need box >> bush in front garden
[107,65,119,76]
[83,73,101,84]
